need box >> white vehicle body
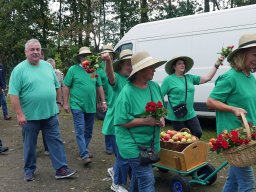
[114,5,256,117]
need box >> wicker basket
[222,113,256,167]
[160,128,199,152]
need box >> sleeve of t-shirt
[209,74,234,103]
[114,92,135,125]
[8,68,21,96]
[190,74,200,85]
[110,72,118,89]
[161,76,170,96]
[63,67,73,87]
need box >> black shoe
[0,146,9,153]
[4,116,12,120]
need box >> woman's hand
[144,117,165,127]
[231,106,247,118]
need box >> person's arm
[101,53,115,85]
[199,56,224,84]
[10,95,27,125]
[206,97,247,118]
[96,86,107,112]
[63,85,70,113]
[120,117,164,128]
[56,88,62,109]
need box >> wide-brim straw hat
[73,46,92,63]
[165,56,194,75]
[227,33,256,62]
[100,44,114,54]
[113,49,133,72]
[128,51,166,79]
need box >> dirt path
[0,112,228,192]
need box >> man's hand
[16,113,27,126]
[101,53,111,62]
[101,102,108,112]
[63,103,70,113]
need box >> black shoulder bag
[168,76,188,118]
[128,85,160,165]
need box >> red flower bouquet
[216,45,234,66]
[208,129,255,154]
[143,101,168,120]
[81,55,102,78]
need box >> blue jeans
[128,158,155,192]
[223,165,255,192]
[22,115,67,175]
[171,116,202,138]
[105,135,113,152]
[109,135,130,185]
[0,92,8,117]
[71,109,95,159]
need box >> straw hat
[100,44,114,54]
[73,46,92,62]
[227,33,256,62]
[113,49,133,72]
[165,56,194,75]
[128,51,166,78]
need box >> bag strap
[167,75,187,107]
[128,83,156,150]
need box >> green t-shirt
[161,74,200,121]
[102,73,127,135]
[209,68,256,135]
[8,60,60,120]
[97,61,112,103]
[114,81,163,159]
[64,64,102,113]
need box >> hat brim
[165,56,194,75]
[227,43,256,62]
[128,59,166,79]
[73,52,92,63]
[112,55,132,72]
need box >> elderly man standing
[63,47,107,166]
[8,39,76,181]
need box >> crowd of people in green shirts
[4,33,256,192]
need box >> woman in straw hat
[101,49,132,192]
[114,51,166,191]
[161,55,222,138]
[207,34,256,191]
[63,46,107,166]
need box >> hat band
[239,40,256,48]
[120,54,132,60]
[133,56,153,69]
[103,48,113,52]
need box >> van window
[115,43,133,55]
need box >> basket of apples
[160,128,198,152]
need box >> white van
[114,4,256,117]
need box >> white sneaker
[44,151,50,156]
[111,182,128,192]
[107,167,114,181]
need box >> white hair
[25,39,41,50]
[47,58,55,64]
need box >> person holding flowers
[101,49,133,192]
[207,33,256,192]
[114,51,166,191]
[161,54,224,138]
[63,46,107,166]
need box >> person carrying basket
[207,33,256,192]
